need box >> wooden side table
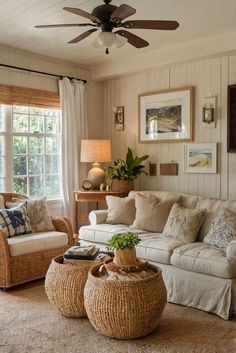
[73,190,128,234]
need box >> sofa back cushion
[196,197,236,240]
[163,203,207,243]
[106,196,136,225]
[132,193,182,232]
[128,190,199,209]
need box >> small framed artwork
[139,87,193,143]
[113,106,124,131]
[184,143,217,174]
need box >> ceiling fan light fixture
[97,31,116,48]
[115,34,127,48]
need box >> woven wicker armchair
[0,192,74,289]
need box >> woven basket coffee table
[45,255,99,318]
[84,263,167,339]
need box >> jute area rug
[0,280,235,353]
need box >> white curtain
[59,77,88,223]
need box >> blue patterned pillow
[0,203,32,238]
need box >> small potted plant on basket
[107,147,149,192]
[106,231,141,266]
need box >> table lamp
[80,140,112,189]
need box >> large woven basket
[84,263,167,339]
[45,255,96,318]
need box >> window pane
[13,156,27,176]
[29,156,44,175]
[46,175,60,196]
[30,115,44,133]
[45,116,59,133]
[0,136,4,155]
[29,137,44,154]
[13,114,28,132]
[0,178,4,191]
[13,177,27,195]
[29,107,44,116]
[0,157,5,177]
[13,106,28,114]
[13,136,27,154]
[0,106,5,132]
[45,155,59,174]
[46,137,59,154]
[29,176,44,196]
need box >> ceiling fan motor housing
[92,3,117,22]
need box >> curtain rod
[0,63,87,84]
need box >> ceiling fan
[35,0,179,54]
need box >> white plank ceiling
[0,0,236,68]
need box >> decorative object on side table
[81,179,93,190]
[108,147,149,192]
[139,87,193,143]
[80,139,112,189]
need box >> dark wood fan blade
[35,23,97,28]
[68,29,97,43]
[122,20,179,30]
[63,7,101,23]
[115,30,148,48]
[110,4,136,22]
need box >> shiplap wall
[103,55,236,200]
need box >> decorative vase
[113,247,137,266]
[111,179,134,192]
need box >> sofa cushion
[79,224,147,245]
[163,203,206,243]
[106,196,135,225]
[0,204,32,238]
[204,208,236,250]
[196,197,236,240]
[132,193,181,232]
[136,235,185,264]
[170,242,236,279]
[7,231,68,256]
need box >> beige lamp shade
[80,140,112,189]
[81,140,111,163]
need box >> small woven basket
[45,255,96,318]
[84,263,167,339]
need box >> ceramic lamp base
[88,162,105,189]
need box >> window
[0,104,62,198]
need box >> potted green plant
[108,147,149,192]
[106,232,141,266]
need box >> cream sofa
[79,190,236,320]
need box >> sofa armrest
[51,217,74,246]
[89,210,108,225]
[226,240,236,262]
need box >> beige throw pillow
[106,196,136,225]
[132,193,182,232]
[163,203,206,243]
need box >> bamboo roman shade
[0,84,60,108]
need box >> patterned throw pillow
[163,203,207,243]
[6,198,55,232]
[204,208,236,250]
[0,203,32,238]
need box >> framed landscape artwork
[184,143,217,174]
[139,87,193,143]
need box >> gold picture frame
[139,87,194,143]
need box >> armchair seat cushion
[170,242,236,279]
[7,231,68,256]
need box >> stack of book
[64,245,99,260]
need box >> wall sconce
[202,96,216,128]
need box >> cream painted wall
[103,55,236,200]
